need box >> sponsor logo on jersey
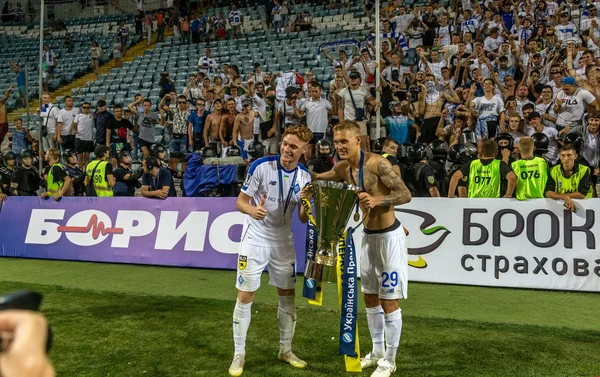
[238,255,247,270]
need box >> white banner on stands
[347,199,600,293]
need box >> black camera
[391,69,400,81]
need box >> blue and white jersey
[197,56,218,73]
[461,18,480,35]
[241,155,312,246]
[229,10,242,25]
[554,23,578,42]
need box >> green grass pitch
[0,258,598,376]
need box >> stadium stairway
[6,32,166,127]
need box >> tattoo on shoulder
[377,158,402,189]
[377,158,412,206]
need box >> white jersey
[241,156,312,246]
[299,97,332,133]
[74,113,94,141]
[57,107,80,136]
[554,88,596,127]
[40,104,60,134]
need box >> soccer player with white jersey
[313,121,412,377]
[229,125,314,377]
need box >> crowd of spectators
[1,0,600,206]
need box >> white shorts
[360,222,408,300]
[236,241,297,292]
[261,137,278,155]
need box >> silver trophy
[304,180,359,283]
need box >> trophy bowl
[305,180,358,283]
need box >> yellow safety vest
[86,160,113,197]
[468,159,501,198]
[47,163,64,196]
[549,164,593,198]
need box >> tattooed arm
[359,156,412,208]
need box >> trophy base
[304,260,337,283]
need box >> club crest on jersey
[238,255,247,270]
[293,183,300,193]
[269,180,277,186]
[427,175,435,184]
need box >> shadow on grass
[0,281,596,377]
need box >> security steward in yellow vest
[84,145,115,197]
[448,140,516,198]
[41,148,73,201]
[511,137,549,200]
[545,143,593,211]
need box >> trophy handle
[301,183,317,227]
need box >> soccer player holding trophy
[229,125,314,376]
[313,120,412,377]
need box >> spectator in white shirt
[38,92,60,151]
[484,27,504,53]
[461,9,480,40]
[554,13,578,42]
[418,48,446,81]
[297,81,334,160]
[56,96,80,151]
[353,48,377,88]
[391,5,414,34]
[228,4,243,39]
[197,47,218,74]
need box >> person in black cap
[141,156,177,198]
[337,69,380,151]
[94,99,115,149]
[273,86,302,136]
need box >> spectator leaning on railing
[545,143,593,211]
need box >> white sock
[277,295,296,354]
[365,305,385,357]
[383,309,403,365]
[233,299,252,356]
